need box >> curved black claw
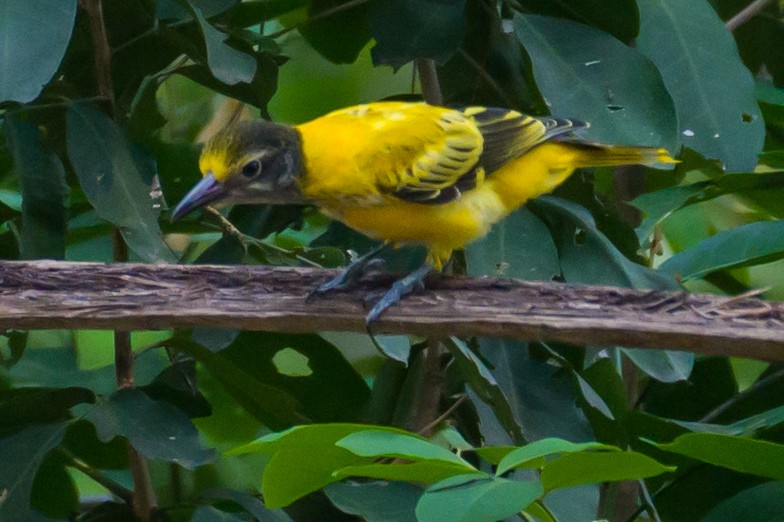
[365,264,435,327]
[307,244,389,300]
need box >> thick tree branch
[1,261,783,360]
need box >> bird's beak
[170,173,226,221]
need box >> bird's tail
[569,143,678,168]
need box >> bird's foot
[308,249,387,300]
[365,264,435,326]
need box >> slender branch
[638,479,662,522]
[416,59,444,106]
[458,49,517,108]
[417,394,468,436]
[404,338,446,436]
[59,448,134,503]
[700,367,784,422]
[726,0,776,32]
[80,0,156,519]
[268,0,371,39]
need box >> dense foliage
[1,0,784,521]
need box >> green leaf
[0,0,77,102]
[496,438,619,476]
[659,220,784,280]
[191,505,246,522]
[210,331,370,423]
[66,103,176,263]
[514,13,677,150]
[0,422,67,521]
[191,6,257,85]
[30,452,78,518]
[228,424,380,508]
[201,488,292,521]
[0,387,95,432]
[5,117,68,260]
[520,0,640,43]
[658,433,784,480]
[336,430,473,468]
[325,480,422,522]
[85,388,215,468]
[466,208,559,281]
[299,0,372,64]
[534,196,677,289]
[633,169,784,242]
[334,461,476,484]
[415,474,543,522]
[157,0,238,21]
[370,0,466,68]
[636,0,764,171]
[622,348,693,383]
[369,335,412,365]
[541,451,674,491]
[700,481,784,522]
[166,336,307,429]
[443,338,524,444]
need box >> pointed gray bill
[170,173,225,221]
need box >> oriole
[172,102,675,323]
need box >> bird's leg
[365,263,436,326]
[308,243,390,298]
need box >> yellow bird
[172,102,675,323]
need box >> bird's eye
[241,160,262,178]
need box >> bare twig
[700,367,784,422]
[59,448,134,503]
[416,59,444,106]
[80,0,156,518]
[726,0,776,32]
[268,0,371,39]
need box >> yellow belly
[320,185,508,268]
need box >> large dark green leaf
[216,331,370,423]
[466,208,559,281]
[519,0,640,43]
[157,0,238,21]
[534,196,677,289]
[5,117,68,260]
[0,387,94,433]
[443,338,524,444]
[66,103,176,262]
[0,0,77,102]
[636,0,765,171]
[299,0,372,64]
[166,337,307,429]
[477,339,594,444]
[85,388,215,468]
[415,473,543,522]
[370,0,466,68]
[700,481,784,522]
[191,6,257,85]
[30,451,78,518]
[622,348,693,383]
[659,220,784,281]
[325,480,422,522]
[514,14,677,150]
[0,422,67,521]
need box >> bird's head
[171,120,304,221]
